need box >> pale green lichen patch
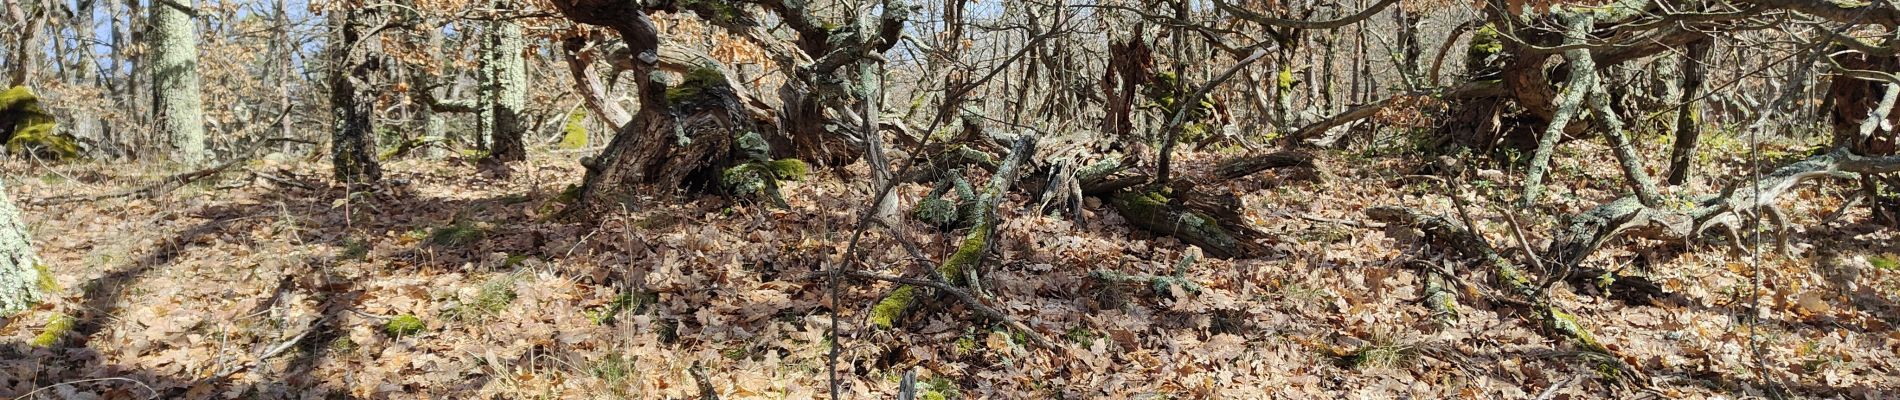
[913,197,960,228]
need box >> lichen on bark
[0,179,45,316]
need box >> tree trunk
[328,8,381,185]
[1665,38,1711,185]
[0,178,44,317]
[150,0,206,163]
[483,1,528,164]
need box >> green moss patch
[384,314,426,337]
[1,86,79,160]
[428,220,487,247]
[560,106,590,149]
[31,313,74,347]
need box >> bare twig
[205,318,323,381]
[14,377,159,400]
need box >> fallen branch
[1210,151,1315,181]
[868,135,1037,331]
[838,268,1056,351]
[1295,81,1506,146]
[35,138,316,206]
[205,316,327,381]
[1546,149,1900,270]
[1367,206,1624,364]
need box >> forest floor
[0,138,1897,399]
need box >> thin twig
[14,377,159,400]
[205,318,323,381]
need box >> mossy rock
[721,163,773,197]
[765,158,809,181]
[722,159,805,203]
[384,314,426,337]
[1,86,78,160]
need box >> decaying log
[1108,187,1272,259]
[1210,151,1315,181]
[871,135,1036,330]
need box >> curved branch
[1214,0,1400,30]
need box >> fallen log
[1108,188,1273,259]
[1210,151,1315,181]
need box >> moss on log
[1111,190,1242,255]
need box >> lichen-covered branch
[1546,149,1900,270]
[871,135,1037,330]
[1367,206,1611,354]
[1520,12,1595,207]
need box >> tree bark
[482,1,528,164]
[328,8,381,185]
[150,0,207,163]
[1665,38,1712,185]
[1520,13,1594,207]
[0,177,44,317]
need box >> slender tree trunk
[0,178,44,317]
[1665,38,1711,185]
[483,0,527,164]
[150,0,207,163]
